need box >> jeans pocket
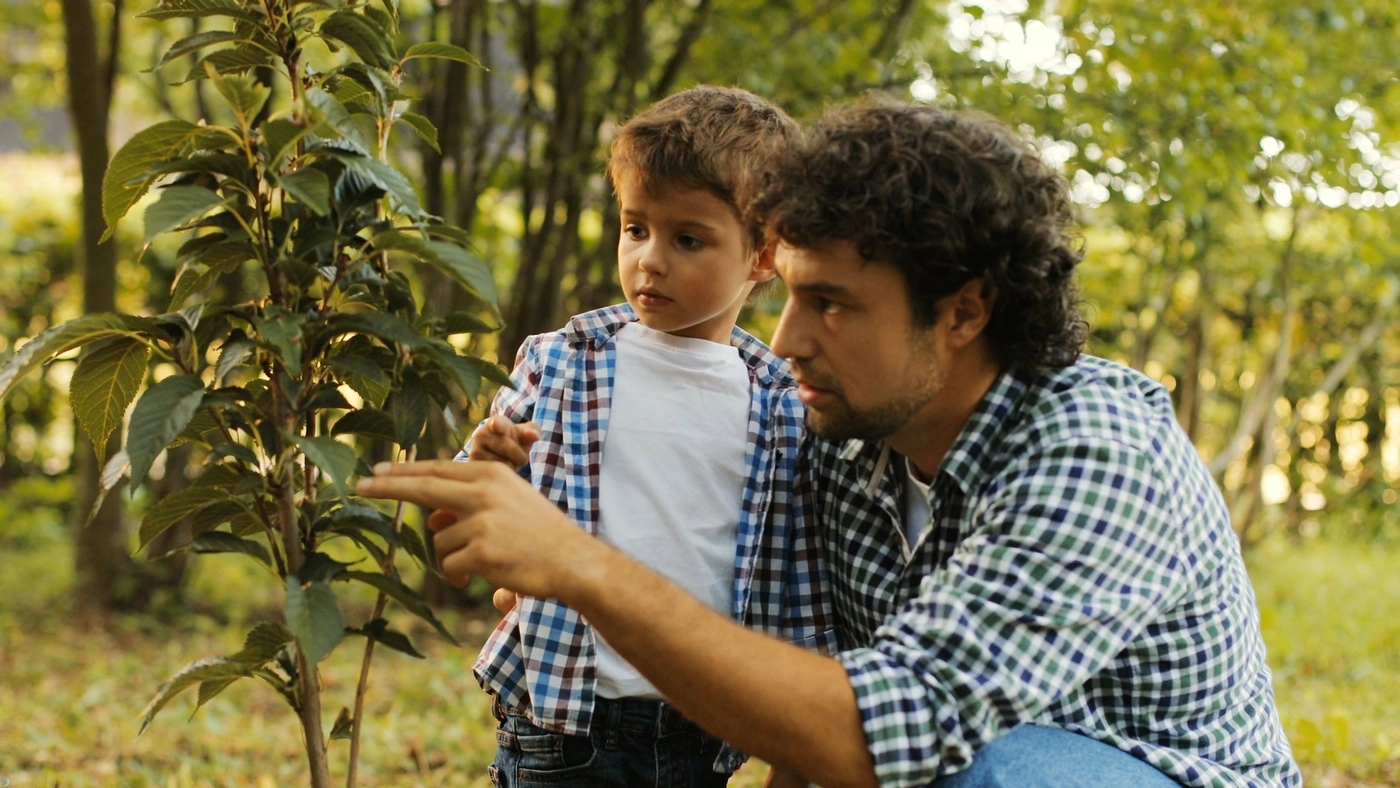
[499,714,599,782]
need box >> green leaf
[390,367,428,448]
[83,448,131,528]
[279,169,330,215]
[139,483,235,550]
[139,657,251,735]
[331,408,397,442]
[127,375,207,488]
[207,67,271,127]
[292,435,358,499]
[324,312,426,349]
[216,333,257,381]
[164,531,272,566]
[304,88,370,153]
[416,342,484,401]
[71,339,152,453]
[169,265,215,311]
[144,185,227,243]
[252,310,306,370]
[400,42,485,69]
[233,621,295,666]
[344,158,425,218]
[327,353,391,406]
[154,30,246,70]
[398,520,430,570]
[330,707,354,741]
[140,0,264,22]
[0,313,156,401]
[284,577,345,665]
[396,112,439,152]
[297,552,356,583]
[346,617,424,658]
[339,571,457,644]
[195,678,239,711]
[320,10,398,70]
[102,120,201,240]
[373,231,497,309]
[441,311,500,335]
[180,47,273,85]
[261,118,313,168]
[188,500,249,536]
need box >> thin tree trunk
[63,0,133,624]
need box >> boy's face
[616,172,773,344]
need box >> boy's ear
[749,239,779,283]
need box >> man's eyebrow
[788,281,856,299]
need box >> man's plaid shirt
[812,355,1300,787]
[463,304,837,748]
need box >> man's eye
[818,298,842,314]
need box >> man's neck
[887,351,1002,479]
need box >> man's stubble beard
[800,343,946,443]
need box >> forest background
[0,0,1397,785]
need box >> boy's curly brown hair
[607,86,800,288]
[750,100,1089,374]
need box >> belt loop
[604,698,621,751]
[491,694,507,724]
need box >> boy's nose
[638,246,667,276]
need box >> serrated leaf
[0,313,157,401]
[330,707,354,740]
[139,0,263,22]
[346,617,424,659]
[83,448,131,528]
[181,47,272,85]
[398,520,429,569]
[324,312,426,348]
[320,10,397,69]
[328,354,391,406]
[216,333,256,381]
[285,577,344,665]
[304,88,370,153]
[441,311,500,335]
[207,66,271,127]
[292,435,358,499]
[140,483,235,550]
[139,657,251,735]
[169,265,215,310]
[195,678,239,711]
[400,42,485,69]
[102,120,201,240]
[279,168,330,215]
[164,531,272,566]
[390,367,428,447]
[261,118,313,167]
[396,111,439,152]
[372,231,497,310]
[127,374,207,488]
[144,185,227,243]
[416,342,483,401]
[234,621,295,666]
[344,158,425,218]
[330,408,397,442]
[339,571,456,644]
[71,339,151,453]
[154,30,246,70]
[298,551,356,583]
[188,500,249,535]
[252,310,306,370]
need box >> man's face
[615,172,767,344]
[771,240,946,442]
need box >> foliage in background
[0,0,504,785]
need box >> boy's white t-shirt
[593,321,752,699]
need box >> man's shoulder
[1014,354,1177,453]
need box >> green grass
[1,520,1397,786]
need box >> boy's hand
[467,415,540,468]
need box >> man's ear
[749,238,779,283]
[942,277,996,350]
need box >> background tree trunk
[63,0,133,624]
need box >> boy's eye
[676,234,703,250]
[624,224,647,241]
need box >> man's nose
[770,297,812,361]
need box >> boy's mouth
[636,287,672,306]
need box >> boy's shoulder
[525,303,795,390]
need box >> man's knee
[933,725,1179,788]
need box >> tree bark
[63,0,133,624]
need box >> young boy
[459,87,835,787]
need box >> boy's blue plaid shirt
[462,304,837,756]
[812,356,1300,787]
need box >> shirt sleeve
[456,334,543,480]
[778,437,839,654]
[837,436,1189,787]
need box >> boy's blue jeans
[934,724,1181,787]
[489,696,732,787]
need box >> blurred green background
[1,0,1397,784]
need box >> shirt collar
[562,303,789,387]
[837,366,1027,496]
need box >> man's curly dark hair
[750,100,1089,374]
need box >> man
[359,101,1299,787]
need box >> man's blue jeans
[934,725,1180,787]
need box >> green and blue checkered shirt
[812,355,1300,787]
